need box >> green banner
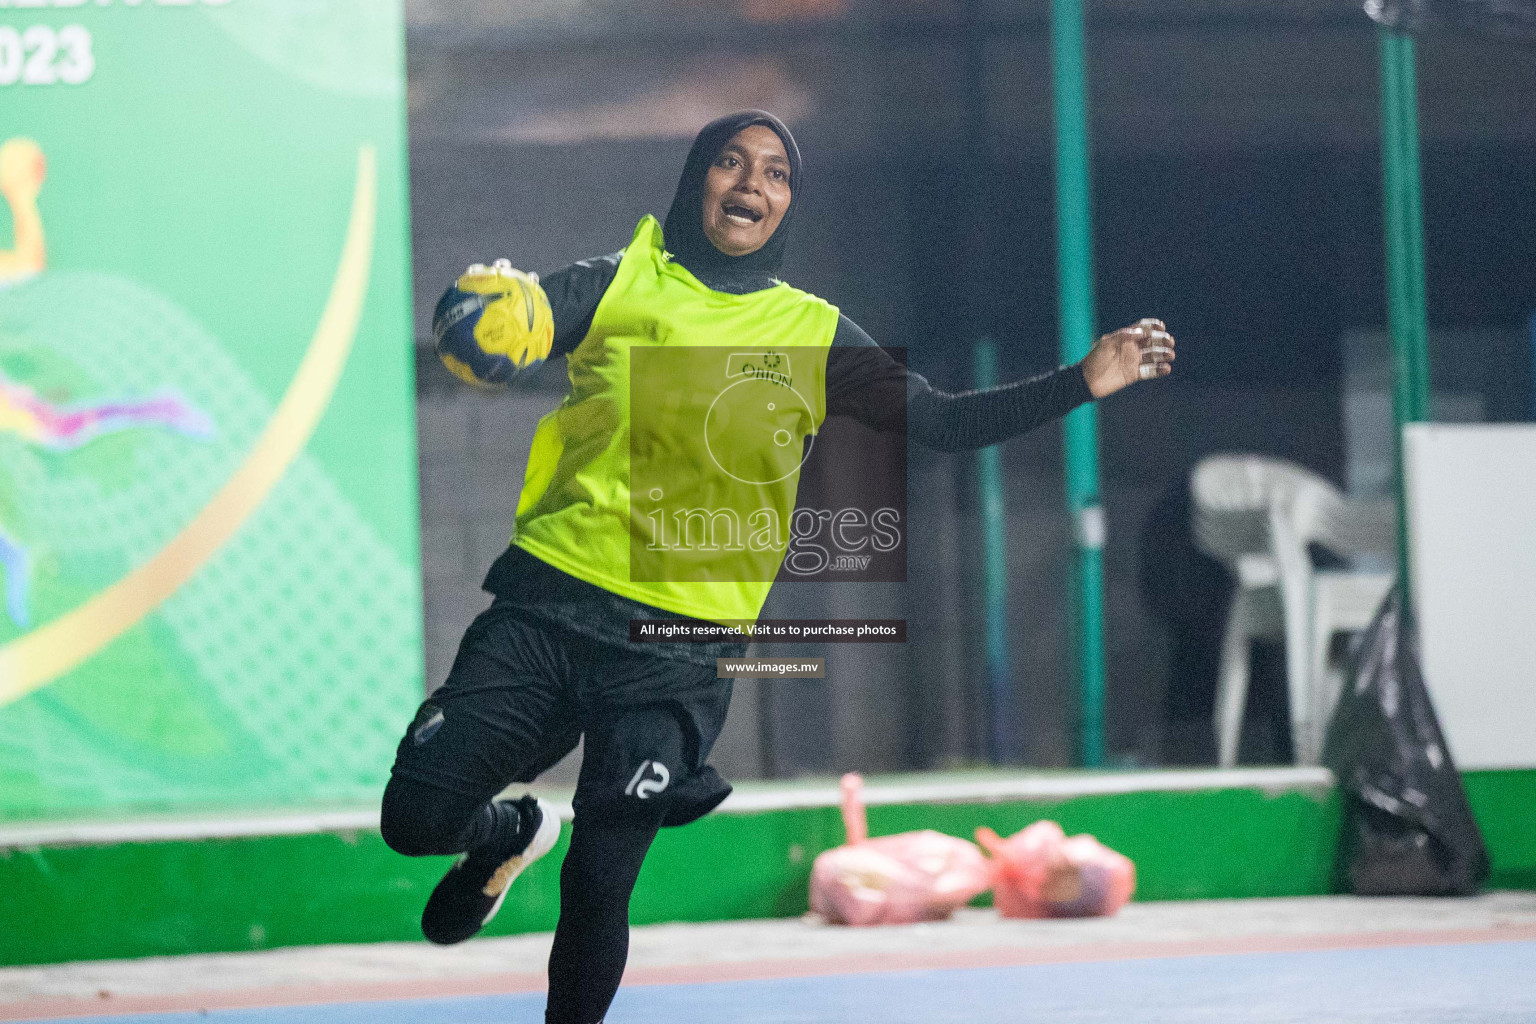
[0,0,420,820]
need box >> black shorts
[391,599,733,827]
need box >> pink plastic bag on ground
[809,774,991,926]
[975,820,1136,918]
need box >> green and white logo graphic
[0,0,419,820]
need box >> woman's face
[700,125,791,257]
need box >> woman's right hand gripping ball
[432,260,555,389]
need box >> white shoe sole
[481,798,561,928]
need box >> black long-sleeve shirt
[538,252,1093,452]
[482,250,1094,664]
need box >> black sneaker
[421,796,560,945]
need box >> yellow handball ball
[432,259,555,389]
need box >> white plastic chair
[1190,456,1394,766]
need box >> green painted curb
[2,770,1529,967]
[1465,768,1536,890]
[2,781,1334,966]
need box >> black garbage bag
[1322,585,1490,895]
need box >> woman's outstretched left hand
[1080,318,1176,399]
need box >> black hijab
[662,110,802,284]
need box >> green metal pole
[1052,0,1106,767]
[974,338,1016,764]
[1379,29,1431,603]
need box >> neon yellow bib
[512,216,839,624]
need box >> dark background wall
[404,0,1536,779]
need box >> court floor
[6,895,1536,1024]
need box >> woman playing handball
[381,110,1173,1024]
